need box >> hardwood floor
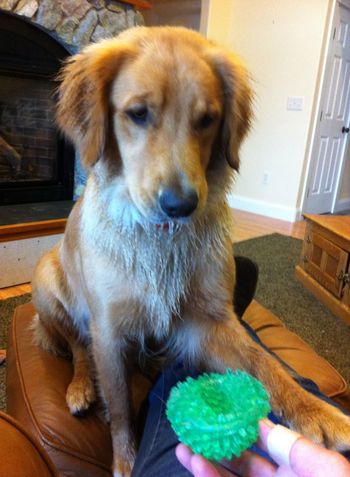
[0,283,32,300]
[230,209,306,242]
[0,209,306,300]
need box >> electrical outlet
[287,96,304,111]
[262,171,270,185]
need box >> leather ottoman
[0,410,58,477]
[5,301,350,477]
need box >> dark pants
[131,322,349,477]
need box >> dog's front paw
[113,459,133,477]
[112,449,135,477]
[291,399,350,451]
[111,432,136,477]
[66,375,96,416]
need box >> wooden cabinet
[296,214,350,325]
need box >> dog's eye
[126,106,149,126]
[197,113,216,130]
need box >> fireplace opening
[0,75,57,183]
[0,11,74,205]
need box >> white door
[303,0,350,214]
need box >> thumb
[259,419,350,477]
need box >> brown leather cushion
[6,303,113,477]
[244,300,349,407]
[6,301,350,477]
[0,410,58,477]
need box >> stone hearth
[0,0,145,49]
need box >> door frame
[301,0,350,215]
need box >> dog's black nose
[159,188,198,218]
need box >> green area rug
[235,233,350,385]
[0,293,31,411]
[0,233,349,412]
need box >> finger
[190,454,232,477]
[259,420,302,467]
[267,425,301,467]
[176,444,194,473]
[258,419,277,453]
[289,436,350,477]
[222,451,276,477]
[259,419,350,476]
[176,445,237,477]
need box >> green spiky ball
[166,370,270,461]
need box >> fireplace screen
[0,75,57,184]
[0,10,74,205]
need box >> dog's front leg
[91,329,135,477]
[202,311,350,451]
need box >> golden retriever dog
[32,26,350,476]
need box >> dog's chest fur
[79,174,232,339]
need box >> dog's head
[57,27,252,224]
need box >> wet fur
[32,27,350,477]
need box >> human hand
[176,419,350,476]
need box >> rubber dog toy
[166,369,270,461]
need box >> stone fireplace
[0,0,145,205]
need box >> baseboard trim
[333,197,350,214]
[228,195,301,222]
[0,219,66,242]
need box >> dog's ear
[57,40,135,168]
[208,49,253,171]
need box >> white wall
[201,0,331,221]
